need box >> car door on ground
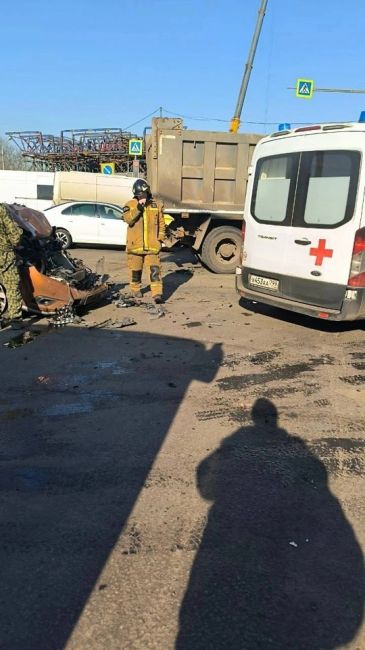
[61,203,99,244]
[97,204,127,246]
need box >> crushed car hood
[4,203,53,238]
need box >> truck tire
[200,226,242,274]
[55,228,72,249]
[0,284,7,315]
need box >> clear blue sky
[1,0,365,137]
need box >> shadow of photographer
[177,398,364,649]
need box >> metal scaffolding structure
[6,127,146,173]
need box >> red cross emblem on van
[309,239,333,266]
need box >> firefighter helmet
[133,179,150,198]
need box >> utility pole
[230,0,268,133]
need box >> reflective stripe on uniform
[143,208,149,251]
[128,247,160,254]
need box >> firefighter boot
[146,254,163,300]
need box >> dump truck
[145,118,262,273]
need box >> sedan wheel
[55,228,72,249]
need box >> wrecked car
[0,203,108,318]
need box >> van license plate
[249,274,279,291]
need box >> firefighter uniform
[123,197,166,298]
[0,204,23,320]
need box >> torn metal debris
[113,317,137,328]
[144,303,166,320]
[114,295,142,308]
[49,305,76,327]
[88,317,137,329]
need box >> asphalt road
[0,247,364,650]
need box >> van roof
[266,122,365,141]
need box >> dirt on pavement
[0,247,364,649]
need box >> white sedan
[44,201,128,249]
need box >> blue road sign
[296,79,314,99]
[129,139,143,156]
[100,162,115,174]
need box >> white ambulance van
[236,121,365,321]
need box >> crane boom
[229,0,268,133]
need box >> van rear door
[244,146,362,309]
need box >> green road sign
[129,139,143,156]
[296,78,314,99]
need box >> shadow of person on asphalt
[162,247,200,269]
[163,268,195,301]
[161,246,200,300]
[0,327,222,650]
[177,398,365,650]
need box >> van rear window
[251,154,299,224]
[251,150,360,229]
[298,151,360,227]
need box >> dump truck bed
[145,118,262,214]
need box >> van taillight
[241,220,246,242]
[352,228,365,254]
[348,227,365,287]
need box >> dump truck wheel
[55,228,72,249]
[200,226,241,274]
[0,284,7,315]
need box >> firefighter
[0,203,24,329]
[123,179,165,303]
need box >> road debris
[112,318,137,328]
[114,294,142,308]
[183,321,202,328]
[4,330,44,349]
[88,317,137,329]
[49,305,75,327]
[148,308,166,320]
[143,303,166,319]
[37,375,50,385]
[89,319,113,329]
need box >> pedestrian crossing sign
[296,79,314,99]
[129,139,143,156]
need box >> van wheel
[55,228,72,249]
[0,284,7,316]
[199,226,242,274]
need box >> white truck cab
[236,120,365,321]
